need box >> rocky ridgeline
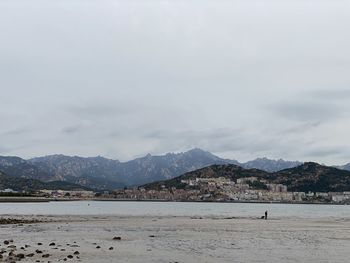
[0,237,122,262]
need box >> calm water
[1,201,350,219]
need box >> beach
[1,214,350,262]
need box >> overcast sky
[1,0,350,164]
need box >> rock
[36,249,43,254]
[73,251,80,255]
[109,247,114,250]
[16,253,25,259]
[149,235,155,238]
[113,236,122,240]
[27,253,35,257]
[7,245,16,249]
[38,243,43,246]
[42,254,50,258]
[25,245,30,248]
[67,255,73,259]
[49,242,55,246]
[3,241,9,245]
[96,246,101,249]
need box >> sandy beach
[0,215,349,263]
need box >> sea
[1,201,350,219]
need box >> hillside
[143,162,350,193]
[0,171,90,192]
[266,162,350,192]
[143,164,269,190]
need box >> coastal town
[1,176,350,204]
[109,176,350,204]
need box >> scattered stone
[149,235,155,238]
[73,251,80,255]
[96,246,101,249]
[16,253,25,259]
[27,253,35,257]
[113,236,121,240]
[67,255,73,259]
[109,247,114,250]
[25,245,30,248]
[38,242,43,246]
[42,254,50,258]
[49,242,56,246]
[36,249,43,254]
[3,241,9,245]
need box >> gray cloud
[310,89,350,100]
[1,0,350,165]
[269,102,341,122]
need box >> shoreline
[0,214,349,262]
[0,196,348,205]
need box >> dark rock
[37,243,43,246]
[36,249,43,254]
[49,242,55,246]
[96,246,101,249]
[113,236,121,240]
[27,253,35,257]
[67,255,73,259]
[109,247,114,250]
[3,241,9,245]
[73,251,80,255]
[16,253,25,259]
[42,254,50,258]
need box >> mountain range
[0,148,349,191]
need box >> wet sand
[0,215,349,262]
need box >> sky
[0,0,350,164]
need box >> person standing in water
[264,210,268,220]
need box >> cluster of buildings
[111,177,350,204]
[39,189,95,199]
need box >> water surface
[1,201,350,219]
